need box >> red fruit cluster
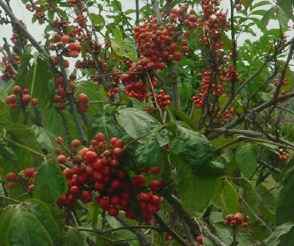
[195,234,204,246]
[118,10,196,101]
[4,167,37,193]
[0,54,19,81]
[25,2,45,24]
[222,64,238,82]
[77,93,89,113]
[53,75,67,110]
[134,17,188,64]
[219,106,235,123]
[57,133,164,223]
[225,212,248,227]
[192,69,217,108]
[5,85,38,109]
[169,5,199,29]
[192,1,232,112]
[49,33,81,58]
[155,90,171,109]
[278,148,289,161]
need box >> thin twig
[0,0,46,55]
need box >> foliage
[0,0,293,245]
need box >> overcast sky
[0,1,292,46]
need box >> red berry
[132,175,146,187]
[24,167,36,178]
[61,34,70,44]
[5,172,18,181]
[31,98,38,107]
[150,180,163,192]
[108,207,118,217]
[148,166,161,174]
[81,191,92,203]
[57,154,67,164]
[12,85,22,95]
[70,185,80,194]
[95,132,105,142]
[71,139,81,148]
[84,150,97,163]
[78,93,89,103]
[22,94,31,105]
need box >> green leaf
[33,161,67,203]
[276,168,294,225]
[218,179,239,215]
[111,28,138,61]
[177,160,220,213]
[171,125,217,174]
[27,199,62,244]
[63,228,87,246]
[240,0,254,8]
[89,13,105,30]
[116,108,161,140]
[136,134,161,167]
[277,0,293,20]
[0,206,53,246]
[32,126,54,152]
[235,144,257,178]
[264,223,294,246]
[29,57,53,109]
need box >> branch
[135,0,140,25]
[0,0,46,55]
[151,0,161,23]
[201,224,227,246]
[115,217,152,246]
[272,38,294,101]
[222,38,293,112]
[154,213,189,246]
[229,0,237,97]
[58,55,88,143]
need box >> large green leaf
[235,144,257,178]
[116,108,161,140]
[89,13,105,30]
[63,228,87,246]
[171,125,217,174]
[0,206,53,246]
[276,168,294,225]
[277,0,293,20]
[29,57,53,109]
[27,199,62,245]
[176,158,221,213]
[135,134,161,167]
[111,28,137,61]
[217,179,239,215]
[33,161,67,203]
[264,223,294,246]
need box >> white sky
[0,1,292,46]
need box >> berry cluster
[278,148,289,161]
[57,133,164,223]
[5,85,38,109]
[53,75,67,110]
[4,167,37,193]
[220,106,235,123]
[77,93,89,113]
[134,17,188,64]
[195,234,204,246]
[169,5,199,29]
[155,90,172,109]
[0,55,19,81]
[225,212,248,227]
[25,2,45,24]
[49,33,81,58]
[118,8,197,101]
